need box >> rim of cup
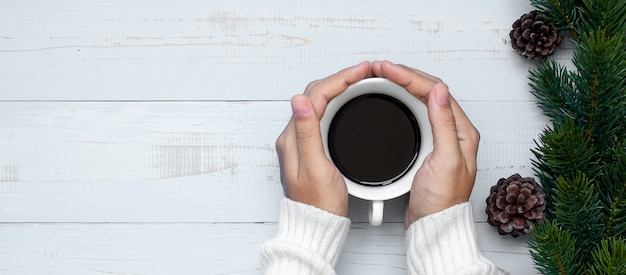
[320,78,434,201]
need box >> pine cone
[486,174,546,237]
[509,10,561,60]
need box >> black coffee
[328,94,420,185]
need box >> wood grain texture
[0,101,543,273]
[0,101,546,222]
[0,223,536,275]
[0,0,557,273]
[0,0,572,101]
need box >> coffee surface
[328,94,420,185]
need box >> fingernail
[291,97,311,118]
[435,86,450,106]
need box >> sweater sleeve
[406,202,499,275]
[260,198,351,275]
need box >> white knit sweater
[261,198,499,274]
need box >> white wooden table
[0,1,569,274]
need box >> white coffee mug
[320,78,433,226]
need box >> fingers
[427,84,463,158]
[275,118,297,188]
[449,97,481,160]
[373,60,480,161]
[290,95,327,166]
[372,60,442,101]
[277,61,369,190]
[304,61,372,117]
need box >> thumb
[291,95,326,164]
[428,84,461,157]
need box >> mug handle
[368,200,384,226]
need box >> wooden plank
[0,222,536,274]
[0,101,547,222]
[0,0,572,101]
[0,1,558,273]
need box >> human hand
[371,61,481,228]
[275,61,373,217]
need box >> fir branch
[554,0,578,39]
[605,182,626,238]
[578,0,626,40]
[531,121,601,220]
[552,173,606,261]
[571,30,626,159]
[527,0,626,272]
[531,0,580,39]
[529,60,575,122]
[530,220,584,275]
[586,71,598,140]
[531,121,600,180]
[602,141,626,238]
[585,238,626,275]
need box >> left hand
[275,61,373,217]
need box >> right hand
[371,61,481,228]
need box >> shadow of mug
[320,78,433,226]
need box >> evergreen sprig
[529,220,583,275]
[530,0,581,39]
[552,173,605,263]
[586,238,626,275]
[578,0,626,40]
[531,121,600,217]
[601,141,626,238]
[528,60,574,122]
[525,0,626,273]
[571,30,626,159]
